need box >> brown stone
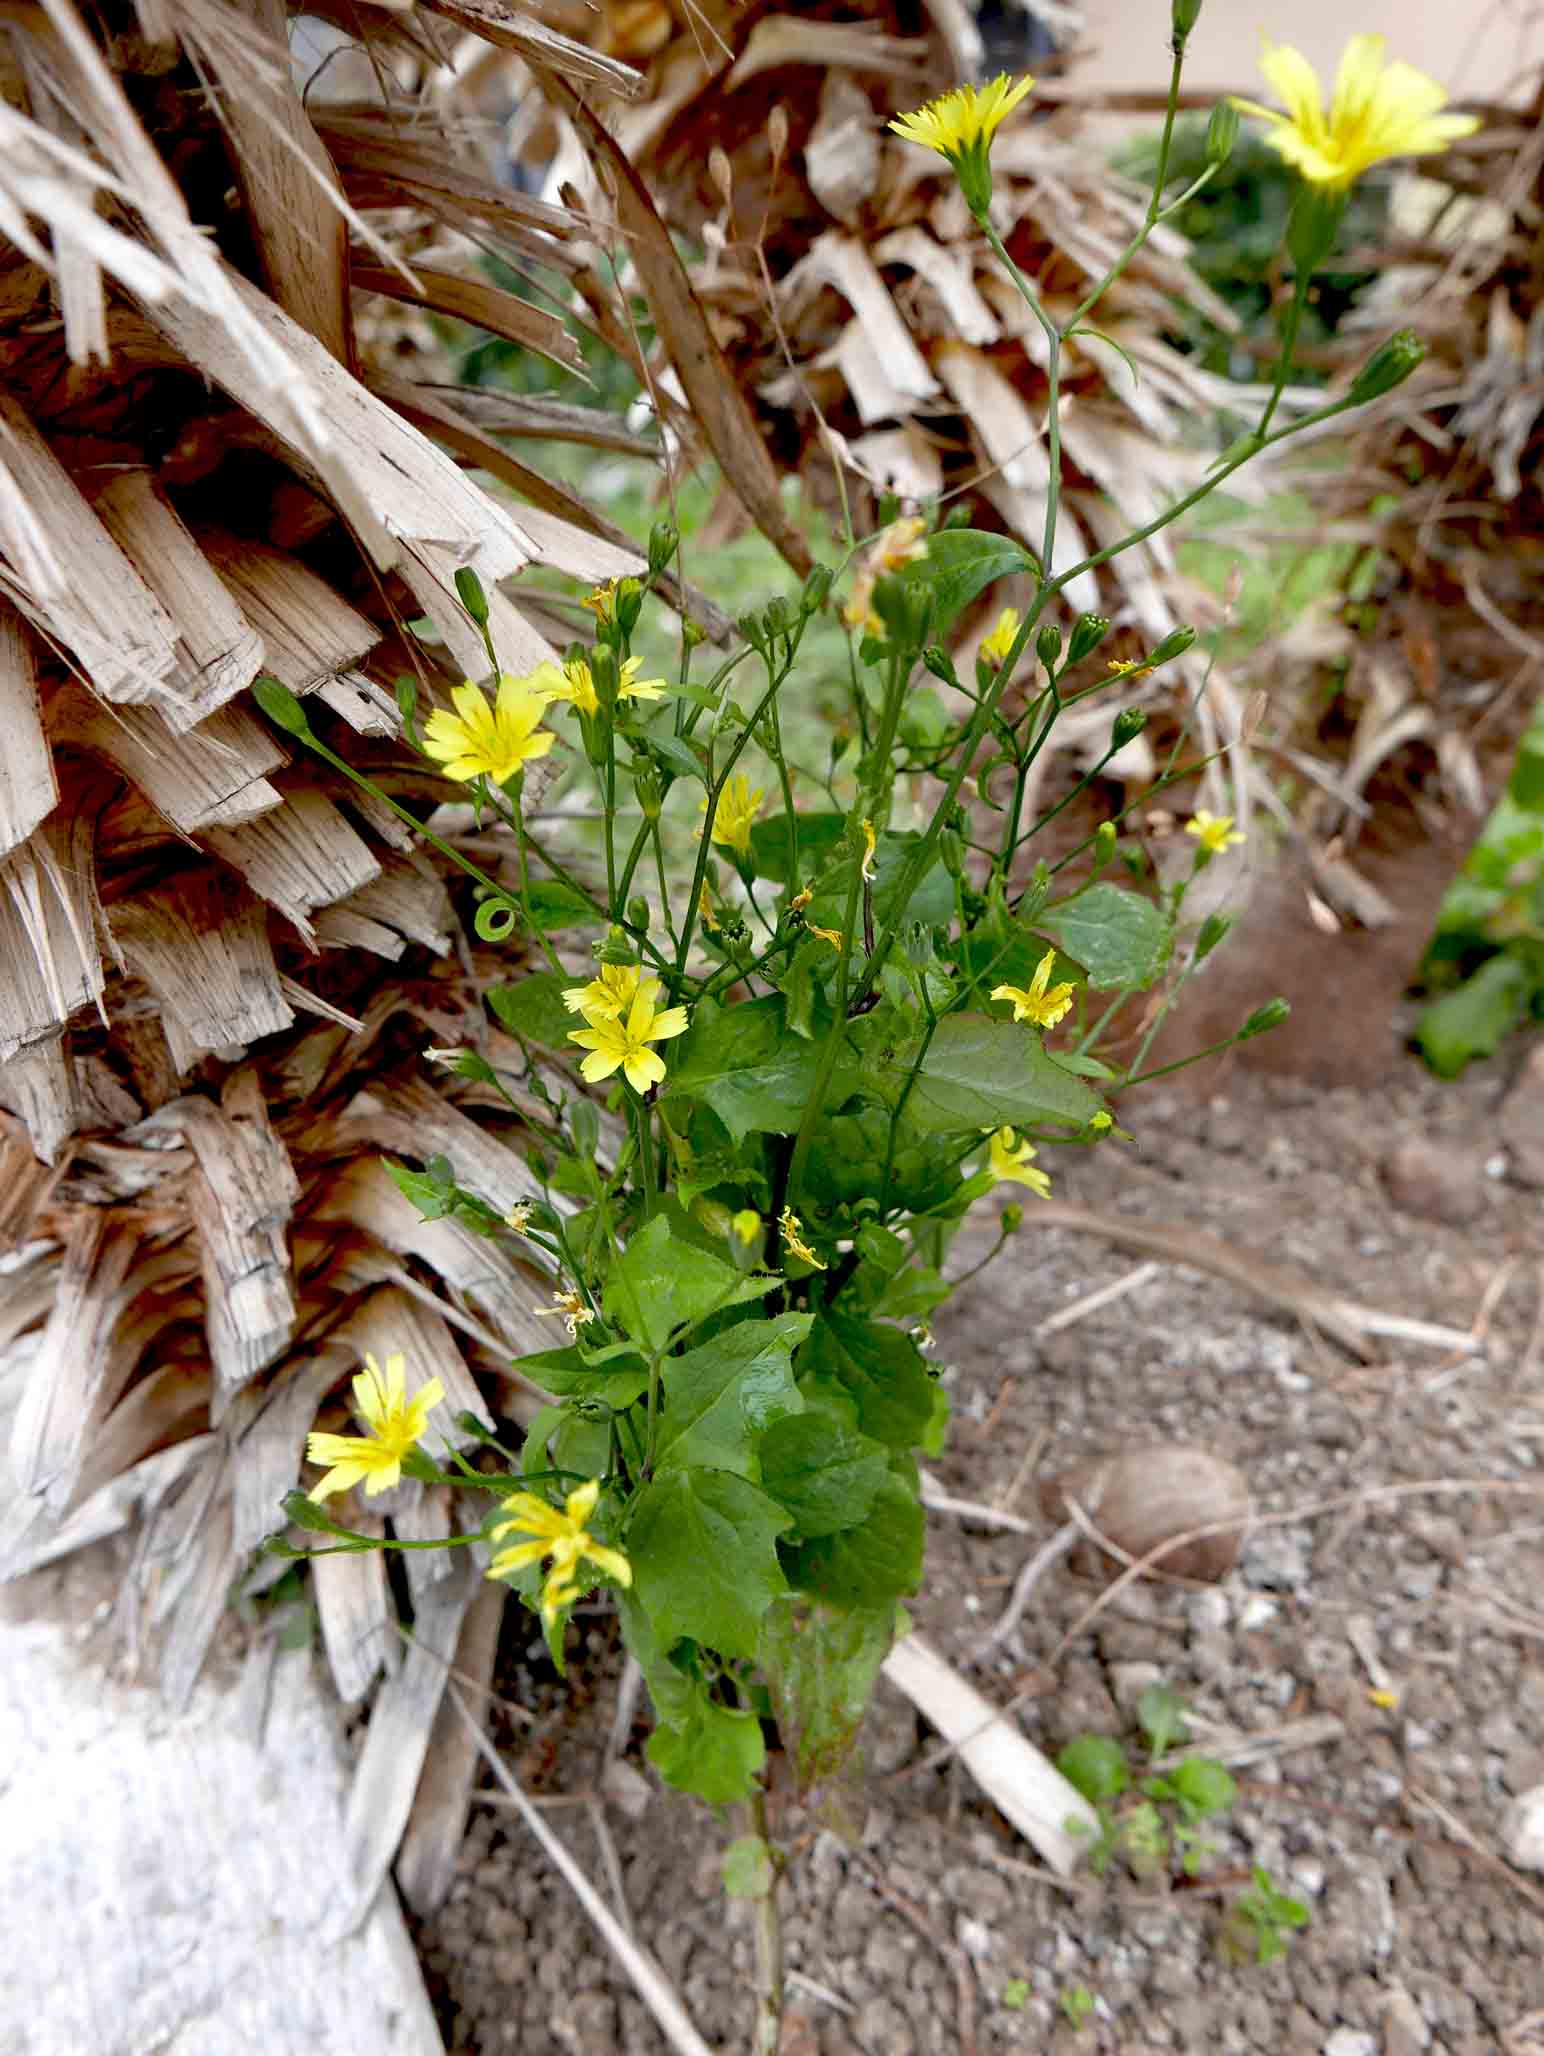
[1380,1136,1488,1226]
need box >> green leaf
[520,880,602,930]
[662,995,856,1145]
[647,733,709,785]
[801,1104,963,1219]
[629,1469,792,1660]
[758,1597,898,1791]
[646,1689,765,1804]
[797,1312,937,1450]
[1166,1758,1237,1819]
[782,1469,924,1608]
[510,1343,650,1410]
[1136,1681,1189,1757]
[1417,953,1532,1077]
[1038,884,1171,991]
[487,970,580,1049]
[604,1214,778,1353]
[893,528,1038,634]
[757,1413,889,1538]
[748,811,849,885]
[902,1014,1103,1134]
[805,830,953,936]
[1056,1734,1130,1803]
[721,1836,773,1898]
[655,1314,810,1479]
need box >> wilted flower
[843,517,929,633]
[536,1287,595,1340]
[779,1206,827,1271]
[860,819,878,883]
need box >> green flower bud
[1287,184,1348,278]
[1171,0,1203,45]
[940,501,975,531]
[1148,625,1198,666]
[633,764,662,820]
[1349,329,1426,406]
[1066,614,1111,665]
[1195,911,1234,962]
[1017,859,1051,921]
[626,895,650,933]
[613,577,645,639]
[801,563,833,612]
[923,645,960,688]
[454,564,489,626]
[1036,623,1063,668]
[872,574,933,649]
[1000,1203,1024,1235]
[903,920,936,968]
[736,607,770,654]
[1111,707,1147,750]
[762,595,793,637]
[1239,996,1291,1041]
[877,490,900,528]
[1206,99,1240,165]
[589,645,619,711]
[1094,820,1117,864]
[939,827,965,878]
[682,618,706,649]
[252,674,312,738]
[598,925,635,967]
[424,1046,497,1083]
[647,519,679,576]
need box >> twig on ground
[445,1685,715,2056]
[586,1796,633,1933]
[1036,1261,1162,1338]
[1405,1782,1544,1918]
[971,1519,1079,1661]
[919,1476,1035,1533]
[786,1969,855,2015]
[1151,1713,1346,1773]
[1518,1262,1544,1388]
[606,1652,644,1760]
[993,1426,1050,1514]
[847,1851,979,2056]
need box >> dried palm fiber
[518,0,1335,842]
[0,0,751,1921]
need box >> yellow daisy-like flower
[1233,35,1479,192]
[568,986,690,1093]
[889,72,1035,163]
[421,672,557,785]
[536,1286,595,1340]
[305,1352,444,1503]
[1184,810,1246,857]
[860,819,878,883]
[987,1127,1052,1199]
[703,773,765,860]
[843,517,930,633]
[980,608,1021,668]
[779,1206,827,1271]
[562,961,662,1023]
[992,948,1075,1030]
[809,925,846,952]
[488,1478,632,1631]
[550,654,668,719]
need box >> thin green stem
[786,837,865,1204]
[1257,271,1311,440]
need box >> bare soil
[413,997,1544,2055]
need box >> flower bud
[923,645,960,688]
[1171,0,1203,46]
[252,674,313,737]
[627,895,650,932]
[1195,912,1233,962]
[1036,623,1063,668]
[903,920,936,968]
[762,595,793,637]
[801,563,833,612]
[1238,997,1290,1041]
[939,827,965,878]
[682,618,706,649]
[1094,820,1117,864]
[736,607,770,654]
[1147,625,1197,667]
[454,564,489,626]
[589,645,619,711]
[1111,707,1147,750]
[1287,184,1348,278]
[647,519,679,576]
[1066,614,1111,665]
[1000,1203,1024,1235]
[598,925,635,967]
[1205,99,1240,165]
[614,577,645,639]
[1348,328,1426,405]
[872,575,933,649]
[633,764,662,820]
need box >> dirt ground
[412,1004,1544,2055]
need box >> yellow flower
[1107,657,1153,680]
[536,1287,595,1340]
[809,925,845,952]
[843,517,929,633]
[582,576,640,625]
[980,608,1021,667]
[568,986,690,1093]
[889,72,1035,162]
[860,819,878,883]
[562,961,662,1023]
[731,1208,761,1248]
[488,1478,632,1631]
[1233,36,1479,192]
[789,887,813,915]
[704,773,764,860]
[1089,1111,1113,1134]
[421,672,557,784]
[305,1352,444,1503]
[987,1128,1052,1198]
[779,1206,827,1271]
[505,1203,532,1233]
[1184,810,1246,856]
[550,654,668,719]
[992,948,1075,1030]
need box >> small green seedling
[1221,1866,1312,1964]
[1060,1984,1096,2030]
[1000,1978,1031,2011]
